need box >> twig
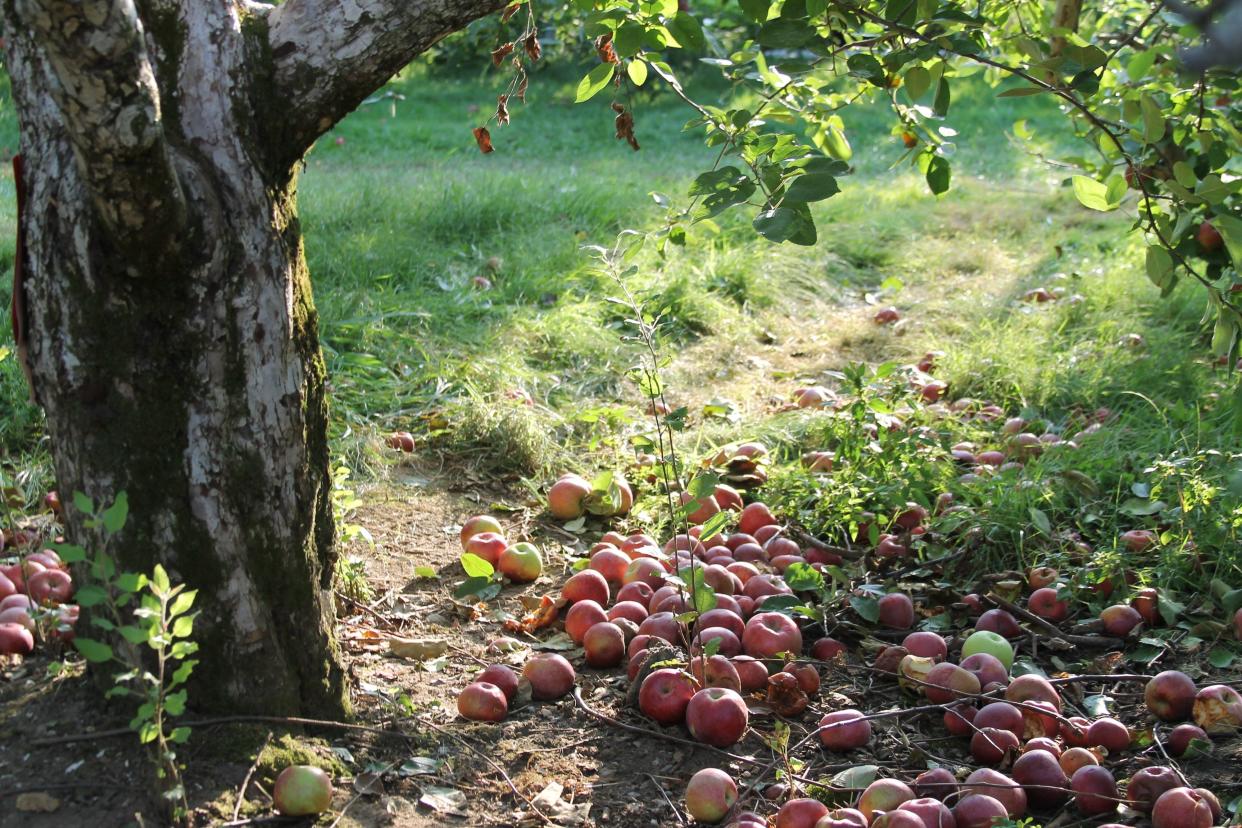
[646,774,686,825]
[985,592,1124,648]
[233,731,274,821]
[32,714,412,748]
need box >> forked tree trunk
[3,0,502,715]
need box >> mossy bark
[3,2,346,716]
[5,0,507,717]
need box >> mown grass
[1,62,1239,591]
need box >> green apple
[961,630,1014,670]
[499,542,543,583]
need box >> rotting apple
[1192,684,1242,734]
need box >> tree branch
[16,0,186,266]
[266,0,509,167]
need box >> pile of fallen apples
[0,534,78,658]
[452,478,1241,825]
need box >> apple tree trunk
[3,0,502,716]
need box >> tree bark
[3,0,501,715]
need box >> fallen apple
[499,542,543,582]
[273,765,333,816]
[960,630,1013,670]
[1167,723,1210,757]
[460,515,504,548]
[818,709,871,752]
[1070,765,1117,815]
[523,653,575,700]
[1192,684,1242,734]
[686,687,749,747]
[1152,787,1213,828]
[877,592,915,629]
[1145,670,1195,721]
[1125,766,1181,814]
[639,668,698,725]
[685,768,738,824]
[548,474,593,520]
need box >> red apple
[639,668,698,725]
[616,581,654,606]
[498,542,543,582]
[1126,766,1181,813]
[1027,587,1068,622]
[974,702,1024,740]
[694,627,742,658]
[732,656,768,692]
[818,709,871,751]
[1070,765,1117,815]
[1012,749,1068,810]
[1059,747,1099,776]
[1167,723,1209,757]
[523,653,576,700]
[943,703,978,737]
[563,569,610,605]
[913,768,957,801]
[691,654,742,692]
[776,798,829,828]
[812,637,847,661]
[875,534,909,559]
[903,631,948,661]
[952,795,1006,828]
[963,769,1025,817]
[856,779,915,821]
[742,611,802,659]
[1192,684,1242,733]
[878,593,915,629]
[685,768,738,824]
[1130,587,1159,625]
[738,502,778,536]
[583,621,626,668]
[1099,604,1142,636]
[971,727,1020,765]
[1153,787,1213,828]
[475,664,519,701]
[1027,566,1058,589]
[975,609,1020,637]
[608,600,649,626]
[687,687,749,747]
[924,663,980,704]
[874,306,900,325]
[0,622,35,655]
[460,514,503,547]
[1197,220,1223,253]
[457,681,508,721]
[1145,670,1196,721]
[960,653,1008,688]
[1120,529,1156,552]
[1023,737,1062,757]
[273,765,333,816]
[896,797,954,828]
[565,600,608,644]
[548,474,592,519]
[638,611,685,645]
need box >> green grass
[1,63,1239,592]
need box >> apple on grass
[685,768,737,824]
[273,765,333,816]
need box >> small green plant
[53,492,198,826]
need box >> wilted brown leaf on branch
[612,103,639,151]
[500,3,521,22]
[491,42,514,66]
[595,33,619,64]
[497,95,510,126]
[472,126,494,153]
[524,33,542,62]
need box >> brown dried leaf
[504,594,566,633]
[524,33,542,62]
[15,793,60,813]
[387,637,448,660]
[766,672,809,717]
[517,74,529,104]
[612,103,639,151]
[496,95,510,126]
[760,675,809,720]
[501,3,521,22]
[594,33,619,64]
[472,126,494,154]
[491,42,515,66]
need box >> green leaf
[784,562,825,591]
[613,23,645,58]
[169,590,196,618]
[933,77,951,116]
[115,572,148,593]
[73,492,95,516]
[925,156,951,195]
[102,492,129,534]
[454,575,494,599]
[627,59,648,87]
[171,615,194,639]
[758,19,815,48]
[1145,246,1174,289]
[414,566,437,580]
[698,510,731,544]
[784,172,840,203]
[1207,646,1236,669]
[739,0,770,21]
[165,690,187,716]
[1028,507,1051,536]
[151,564,171,597]
[575,64,615,103]
[754,205,817,245]
[138,722,159,745]
[830,765,878,790]
[846,54,886,86]
[997,86,1048,98]
[904,66,930,100]
[459,553,495,579]
[850,595,880,623]
[119,625,149,645]
[171,660,199,686]
[1072,175,1120,211]
[74,638,114,663]
[75,585,109,608]
[1140,94,1165,143]
[50,543,87,564]
[820,125,852,161]
[669,13,705,50]
[169,726,192,744]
